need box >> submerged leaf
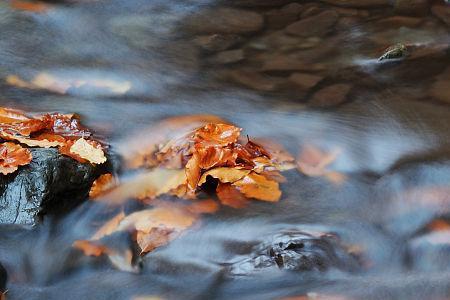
[216,183,249,208]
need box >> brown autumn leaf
[185,152,201,190]
[0,106,30,123]
[0,142,32,175]
[73,240,108,257]
[40,113,91,138]
[194,123,241,147]
[91,211,126,240]
[187,199,219,214]
[0,131,66,148]
[197,167,250,186]
[216,183,249,208]
[89,174,118,199]
[233,172,281,202]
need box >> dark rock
[265,3,303,30]
[184,8,264,35]
[285,10,339,37]
[228,69,284,92]
[309,83,352,107]
[431,4,450,26]
[261,54,328,72]
[227,0,294,7]
[193,34,242,52]
[0,148,103,226]
[320,0,390,7]
[0,262,6,293]
[300,4,323,18]
[289,72,324,91]
[208,49,245,65]
[375,16,423,28]
[394,0,430,16]
[430,67,450,104]
[231,230,361,275]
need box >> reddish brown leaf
[297,144,339,176]
[233,172,281,202]
[91,211,126,240]
[194,123,241,147]
[40,113,91,138]
[0,142,32,175]
[187,199,220,214]
[198,167,250,186]
[9,0,48,12]
[185,152,201,190]
[216,183,249,208]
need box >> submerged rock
[309,83,352,107]
[184,8,264,35]
[231,230,361,275]
[320,0,390,8]
[394,0,430,16]
[0,148,103,226]
[285,10,339,37]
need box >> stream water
[1,0,450,299]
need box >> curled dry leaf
[234,172,281,202]
[67,138,106,164]
[89,174,118,199]
[0,142,32,175]
[194,123,241,147]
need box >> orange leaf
[233,172,281,202]
[40,113,91,138]
[187,199,219,214]
[9,0,48,12]
[194,123,241,147]
[297,145,340,177]
[185,152,201,190]
[216,183,249,208]
[89,174,118,199]
[136,228,174,254]
[0,142,32,175]
[73,240,108,257]
[91,211,125,240]
[198,167,250,186]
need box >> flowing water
[1,0,450,299]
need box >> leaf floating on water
[91,211,126,240]
[9,0,48,12]
[0,142,32,175]
[73,240,108,257]
[68,138,106,164]
[89,174,118,199]
[233,172,281,202]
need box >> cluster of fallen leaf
[74,116,345,272]
[0,106,106,174]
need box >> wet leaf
[297,145,340,176]
[185,152,201,190]
[216,183,249,208]
[91,211,126,240]
[68,138,106,164]
[187,199,219,214]
[40,113,91,138]
[9,0,48,12]
[194,123,241,147]
[0,142,32,175]
[89,174,118,199]
[233,172,281,202]
[198,167,250,186]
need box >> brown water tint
[1,0,450,299]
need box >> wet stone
[227,0,294,7]
[184,8,264,35]
[431,5,450,26]
[375,16,423,28]
[320,0,390,8]
[309,83,352,107]
[208,49,245,65]
[228,69,283,92]
[300,4,323,18]
[230,230,361,275]
[285,10,339,37]
[0,148,103,226]
[265,3,303,30]
[394,0,430,16]
[193,34,242,52]
[430,68,450,104]
[289,72,324,91]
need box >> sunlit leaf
[194,123,241,147]
[68,138,106,164]
[89,174,118,199]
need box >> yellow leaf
[233,172,281,202]
[198,167,250,186]
[70,138,107,164]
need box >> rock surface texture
[0,148,102,226]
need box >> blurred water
[1,0,450,299]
